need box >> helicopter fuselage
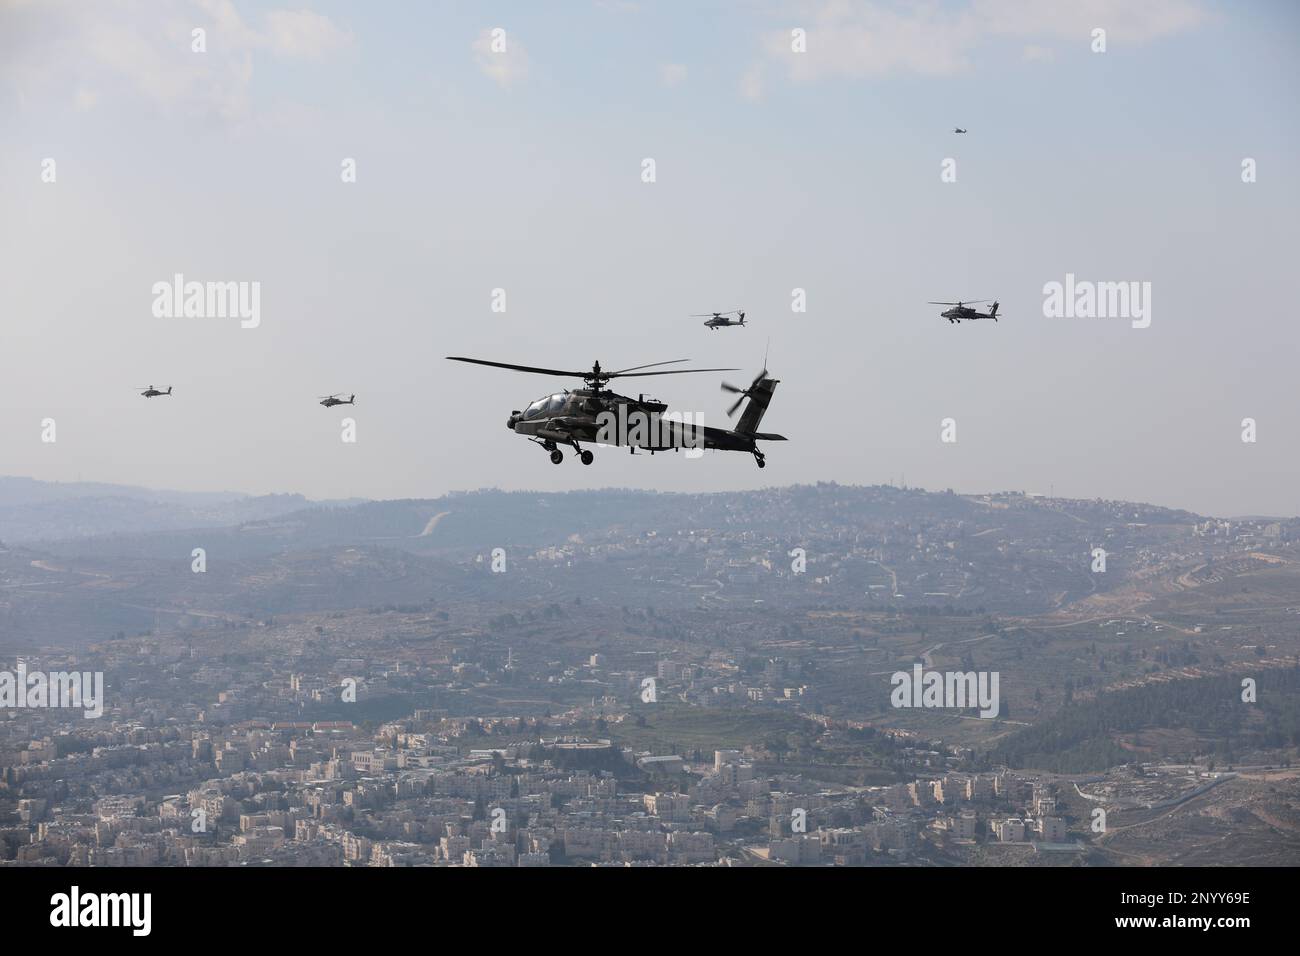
[445,355,783,467]
[507,388,765,454]
[940,303,998,323]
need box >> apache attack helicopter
[692,309,746,330]
[445,356,786,468]
[136,385,172,398]
[929,299,1000,323]
[318,393,355,407]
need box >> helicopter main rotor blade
[447,356,737,383]
[611,359,690,374]
[612,367,738,379]
[445,357,590,378]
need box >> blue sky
[2,0,1298,516]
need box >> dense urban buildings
[3,484,1298,867]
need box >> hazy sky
[3,0,1298,516]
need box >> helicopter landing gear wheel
[550,450,564,465]
[580,450,594,465]
[754,451,766,469]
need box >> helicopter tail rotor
[721,365,768,417]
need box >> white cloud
[1,0,352,121]
[472,27,530,89]
[976,0,1208,42]
[760,0,1209,82]
[263,8,351,58]
[659,62,688,87]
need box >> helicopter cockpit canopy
[524,393,568,419]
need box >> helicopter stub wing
[534,417,593,443]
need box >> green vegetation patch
[611,704,814,755]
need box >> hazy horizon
[2,470,1290,524]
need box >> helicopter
[136,385,172,398]
[692,309,746,330]
[954,127,967,134]
[928,300,1000,323]
[445,356,786,468]
[319,393,355,407]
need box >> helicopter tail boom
[735,375,778,436]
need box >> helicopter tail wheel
[550,450,564,465]
[580,450,594,465]
[754,451,766,469]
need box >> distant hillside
[0,482,1230,651]
[0,476,362,542]
[0,476,244,507]
[987,667,1300,772]
[28,483,1205,562]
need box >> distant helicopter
[929,300,1000,323]
[445,356,786,468]
[692,309,746,330]
[954,127,967,134]
[136,385,172,398]
[319,393,355,407]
